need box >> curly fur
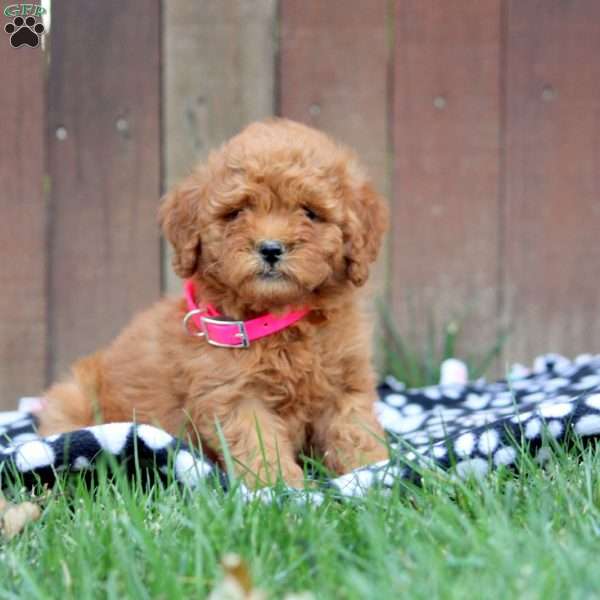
[38,118,389,487]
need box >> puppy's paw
[236,458,306,489]
[280,464,307,489]
[324,438,388,475]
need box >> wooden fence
[1,0,599,408]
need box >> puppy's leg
[313,393,388,475]
[225,403,305,487]
[37,355,101,436]
[193,400,304,488]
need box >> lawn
[1,321,598,599]
[1,440,600,599]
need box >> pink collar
[182,279,310,348]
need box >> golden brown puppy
[38,118,389,487]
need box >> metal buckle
[200,316,250,348]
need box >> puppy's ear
[343,181,389,287]
[158,182,203,279]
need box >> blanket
[2,353,600,501]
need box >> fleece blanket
[1,353,600,501]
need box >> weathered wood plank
[0,34,46,406]
[162,0,277,294]
[280,1,389,193]
[279,0,390,368]
[503,0,600,362]
[47,0,161,379]
[391,0,503,364]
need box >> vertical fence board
[0,37,46,407]
[279,0,390,367]
[279,1,389,193]
[162,0,277,294]
[391,0,503,365]
[47,1,161,379]
[2,1,598,396]
[503,0,600,363]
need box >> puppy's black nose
[258,240,285,265]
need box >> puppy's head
[159,119,388,313]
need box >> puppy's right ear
[158,183,202,279]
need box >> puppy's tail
[72,354,103,408]
[37,354,103,436]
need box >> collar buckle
[200,315,250,348]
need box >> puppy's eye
[303,206,321,222]
[223,208,243,222]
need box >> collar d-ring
[182,308,207,337]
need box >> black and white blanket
[2,353,600,501]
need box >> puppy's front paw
[322,428,388,475]
[279,463,307,489]
[325,444,388,475]
[236,458,306,489]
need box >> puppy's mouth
[258,267,286,281]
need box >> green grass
[1,324,596,599]
[2,443,600,599]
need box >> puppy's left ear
[343,181,389,287]
[158,181,203,279]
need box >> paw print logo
[4,16,45,48]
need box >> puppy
[38,118,389,487]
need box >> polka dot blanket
[2,353,600,502]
